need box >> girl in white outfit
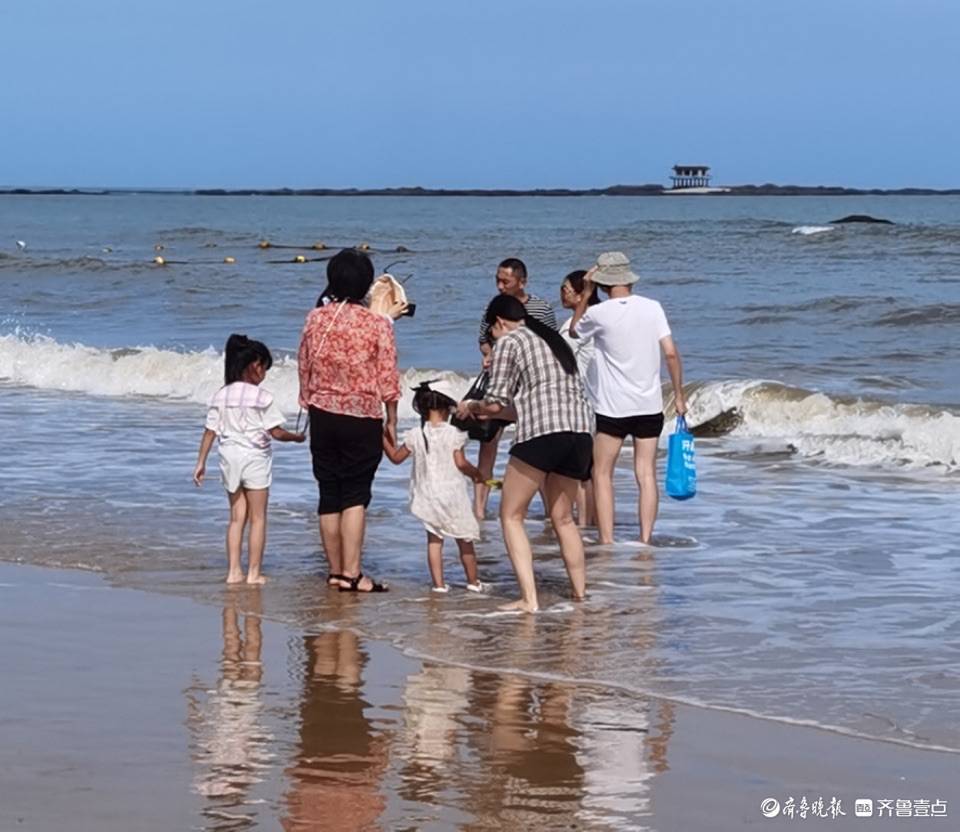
[383,381,486,593]
[193,334,305,584]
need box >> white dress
[403,422,480,541]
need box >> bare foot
[498,599,539,614]
[246,574,268,586]
[226,572,245,584]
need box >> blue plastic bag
[665,415,697,500]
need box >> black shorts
[595,412,664,440]
[309,408,383,515]
[509,432,593,481]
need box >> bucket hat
[592,251,640,286]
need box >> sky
[2,0,958,189]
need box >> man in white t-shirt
[570,251,687,544]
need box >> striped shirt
[485,326,593,444]
[478,293,557,345]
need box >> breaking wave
[0,333,470,421]
[792,225,837,236]
[1,334,958,469]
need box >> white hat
[593,251,640,286]
[411,378,460,405]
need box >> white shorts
[218,445,272,493]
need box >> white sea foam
[685,379,960,470]
[0,333,470,421]
[2,334,958,469]
[791,225,837,236]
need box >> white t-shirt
[559,316,596,379]
[574,294,672,417]
[205,382,285,451]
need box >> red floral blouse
[298,302,401,419]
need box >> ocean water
[2,194,959,777]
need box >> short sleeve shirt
[486,327,593,444]
[205,382,285,450]
[575,294,672,417]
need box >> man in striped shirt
[474,258,558,518]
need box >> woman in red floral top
[298,249,404,593]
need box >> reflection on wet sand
[186,595,274,830]
[282,630,390,832]
[394,604,675,829]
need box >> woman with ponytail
[456,294,593,612]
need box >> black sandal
[338,572,389,593]
[326,573,344,587]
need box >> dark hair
[484,294,577,376]
[497,257,527,282]
[563,269,600,306]
[317,248,375,306]
[411,381,457,452]
[224,333,273,384]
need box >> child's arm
[193,428,216,486]
[269,426,306,443]
[382,432,412,464]
[454,449,484,483]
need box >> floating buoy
[312,242,327,250]
[294,255,307,263]
[223,256,236,264]
[154,244,164,252]
[153,256,166,265]
[258,240,271,249]
[357,242,371,251]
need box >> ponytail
[224,333,273,384]
[483,294,577,376]
[523,314,578,376]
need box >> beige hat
[592,251,640,286]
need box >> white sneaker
[431,584,450,594]
[466,581,487,593]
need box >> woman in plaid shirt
[456,294,593,612]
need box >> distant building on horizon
[664,164,730,194]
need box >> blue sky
[2,0,958,189]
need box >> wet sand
[1,563,954,831]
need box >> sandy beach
[2,562,953,831]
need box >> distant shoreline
[2,184,959,197]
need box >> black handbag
[450,371,508,443]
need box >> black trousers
[309,408,383,514]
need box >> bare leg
[544,473,586,600]
[319,513,343,584]
[593,432,625,544]
[225,489,247,583]
[583,478,596,527]
[456,539,479,585]
[473,429,502,520]
[245,488,269,584]
[426,531,445,588]
[499,457,546,612]
[633,436,660,543]
[574,481,587,529]
[338,505,379,591]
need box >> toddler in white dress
[383,380,486,592]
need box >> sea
[1,194,959,817]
